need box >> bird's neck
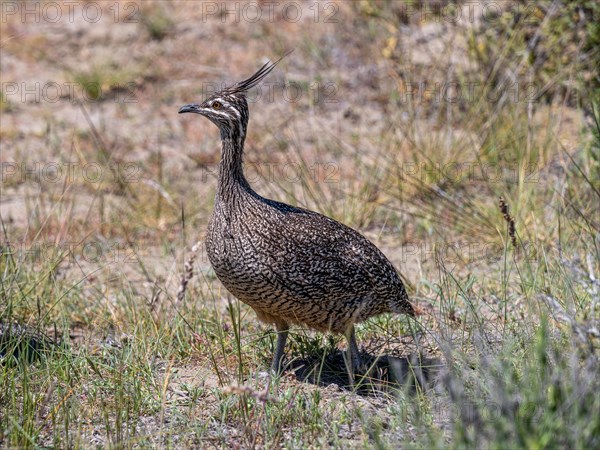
[216,127,254,202]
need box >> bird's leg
[270,321,289,375]
[344,325,363,383]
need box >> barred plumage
[179,56,414,375]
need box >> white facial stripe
[208,109,231,119]
[204,97,242,122]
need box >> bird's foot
[353,354,368,375]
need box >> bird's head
[179,93,249,138]
[179,54,288,139]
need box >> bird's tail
[390,287,415,317]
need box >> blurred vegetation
[70,65,136,102]
[589,102,600,189]
[139,3,175,41]
[0,90,9,112]
[469,0,600,106]
[1,1,599,448]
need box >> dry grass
[1,1,599,448]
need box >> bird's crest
[223,50,293,96]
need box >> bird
[179,55,414,377]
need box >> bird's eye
[212,101,222,109]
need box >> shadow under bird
[179,55,414,376]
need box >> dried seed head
[176,241,202,304]
[499,197,517,248]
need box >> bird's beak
[179,104,201,114]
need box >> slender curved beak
[179,104,201,114]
